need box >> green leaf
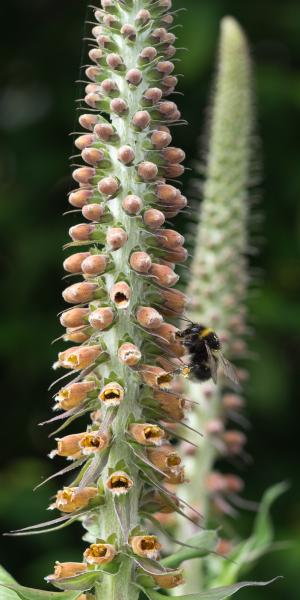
[161,530,218,569]
[252,482,288,549]
[211,482,287,586]
[141,578,280,600]
[0,581,83,600]
[0,566,19,600]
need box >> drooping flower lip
[130,535,161,559]
[105,470,134,495]
[98,382,124,407]
[83,542,117,565]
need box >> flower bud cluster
[47,1,187,596]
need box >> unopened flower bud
[118,342,142,366]
[126,68,143,86]
[102,13,118,28]
[137,161,158,181]
[144,87,163,104]
[69,223,96,241]
[106,471,134,495]
[132,110,151,129]
[150,263,178,287]
[60,307,89,328]
[156,61,175,75]
[162,13,174,26]
[151,130,172,149]
[74,134,95,150]
[55,380,95,410]
[136,306,163,330]
[222,393,245,411]
[165,163,185,178]
[89,48,103,63]
[62,282,97,304]
[64,327,89,343]
[81,254,108,276]
[79,431,111,455]
[143,208,165,229]
[63,252,90,273]
[135,9,151,24]
[97,34,111,48]
[47,562,87,581]
[110,97,128,115]
[130,251,152,273]
[98,176,119,197]
[120,23,136,41]
[85,66,101,82]
[85,92,102,109]
[156,183,177,202]
[163,75,178,88]
[129,423,165,446]
[156,229,184,249]
[51,487,97,513]
[94,122,115,142]
[69,189,93,208]
[216,539,234,556]
[99,382,124,407]
[158,101,178,117]
[106,227,128,250]
[106,53,123,70]
[151,27,169,42]
[79,113,98,131]
[139,46,157,62]
[152,571,184,589]
[117,145,135,165]
[164,45,176,58]
[160,289,188,313]
[88,307,114,330]
[100,79,118,97]
[56,345,102,370]
[122,194,143,214]
[84,543,116,565]
[140,365,173,389]
[82,203,105,222]
[85,83,99,95]
[162,147,185,163]
[222,430,247,455]
[82,147,104,165]
[110,281,131,309]
[72,167,95,185]
[130,535,161,559]
[163,246,188,263]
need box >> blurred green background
[0,0,299,598]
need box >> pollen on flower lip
[129,423,165,446]
[79,431,110,454]
[106,470,134,495]
[83,542,116,565]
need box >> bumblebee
[175,324,239,385]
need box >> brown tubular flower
[45,1,189,596]
[47,562,87,581]
[130,535,161,559]
[51,487,97,513]
[83,543,116,565]
[152,570,184,589]
[129,423,166,446]
[105,471,134,495]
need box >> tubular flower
[40,2,189,598]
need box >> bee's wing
[204,343,218,384]
[218,353,239,385]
